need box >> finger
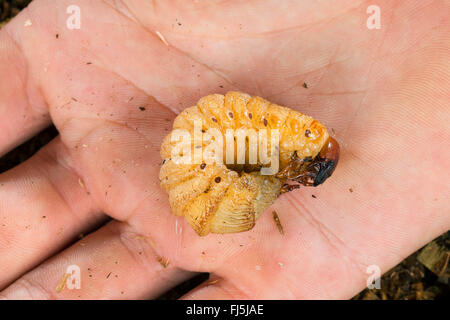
[0,137,105,289]
[0,221,195,300]
[0,25,50,156]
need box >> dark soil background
[1,0,448,300]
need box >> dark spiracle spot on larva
[215,177,221,183]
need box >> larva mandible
[159,91,340,236]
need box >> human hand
[0,0,448,299]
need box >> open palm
[0,0,448,299]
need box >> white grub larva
[159,91,339,236]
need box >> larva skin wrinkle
[159,91,340,236]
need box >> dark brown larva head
[277,137,340,188]
[307,136,340,186]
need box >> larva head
[306,136,340,186]
[277,136,340,187]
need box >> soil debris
[272,211,284,235]
[56,273,70,293]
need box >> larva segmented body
[160,91,339,236]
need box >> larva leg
[280,184,301,194]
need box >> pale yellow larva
[159,91,339,236]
